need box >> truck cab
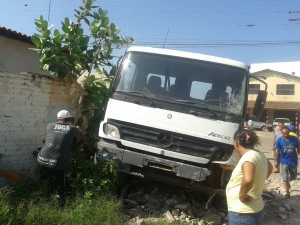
[97,46,263,188]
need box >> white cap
[247,120,253,128]
[57,110,72,119]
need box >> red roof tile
[248,101,300,110]
[0,26,32,44]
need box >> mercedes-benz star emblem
[157,132,173,148]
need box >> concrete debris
[277,213,288,220]
[202,210,222,224]
[122,176,300,225]
[283,203,293,212]
[122,180,227,225]
[163,210,175,222]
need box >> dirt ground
[122,131,300,225]
[255,131,300,225]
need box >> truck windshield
[114,51,248,118]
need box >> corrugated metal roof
[248,101,300,110]
[0,26,32,44]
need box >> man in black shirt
[37,110,81,205]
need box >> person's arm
[75,126,83,143]
[273,127,279,148]
[239,161,255,203]
[73,126,96,156]
[273,132,277,148]
[274,149,280,170]
[274,138,281,169]
[266,160,273,179]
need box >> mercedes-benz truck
[97,46,266,188]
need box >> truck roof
[126,46,249,70]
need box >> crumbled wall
[0,71,81,175]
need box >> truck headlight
[104,123,120,139]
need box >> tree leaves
[54,29,61,37]
[40,17,48,30]
[93,20,102,28]
[30,0,133,143]
[31,35,42,47]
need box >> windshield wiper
[175,99,196,104]
[189,103,221,120]
[116,90,161,108]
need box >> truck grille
[108,119,230,160]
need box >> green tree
[31,0,133,145]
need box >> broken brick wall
[0,71,82,175]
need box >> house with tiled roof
[0,26,45,74]
[248,62,300,126]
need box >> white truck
[97,46,266,188]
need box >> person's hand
[273,162,280,173]
[76,126,87,139]
[76,126,82,132]
[239,194,253,203]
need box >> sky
[1,0,300,66]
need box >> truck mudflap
[97,138,211,182]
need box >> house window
[249,84,260,94]
[276,84,295,95]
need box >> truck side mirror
[253,90,267,119]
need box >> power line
[128,40,300,48]
[47,1,52,21]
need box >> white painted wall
[249,70,300,102]
[0,71,81,175]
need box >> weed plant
[0,188,125,225]
[0,152,125,225]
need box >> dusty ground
[256,131,300,225]
[123,131,300,225]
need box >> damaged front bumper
[97,138,211,182]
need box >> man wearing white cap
[37,110,81,206]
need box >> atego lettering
[208,132,230,140]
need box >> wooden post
[265,111,269,133]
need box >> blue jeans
[228,209,264,225]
